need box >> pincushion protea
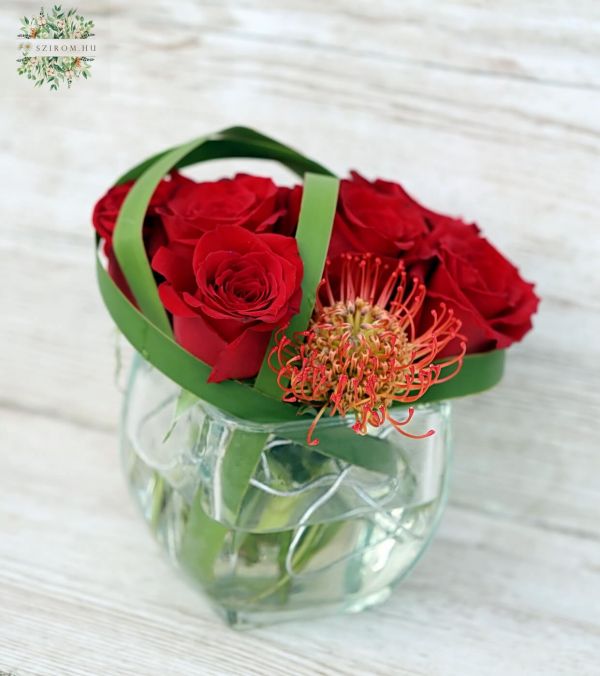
[269,253,466,446]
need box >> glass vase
[121,354,452,628]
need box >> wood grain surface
[1,2,599,674]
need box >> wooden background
[1,1,599,674]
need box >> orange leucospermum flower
[269,253,466,446]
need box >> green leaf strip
[419,347,506,403]
[254,173,340,397]
[111,127,336,336]
[112,138,205,336]
[96,253,299,423]
[179,428,271,585]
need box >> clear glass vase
[121,354,452,628]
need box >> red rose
[275,184,303,237]
[93,172,193,301]
[328,172,431,257]
[411,220,539,353]
[92,172,192,249]
[93,181,133,245]
[152,225,303,382]
[158,173,287,245]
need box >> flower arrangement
[93,127,538,625]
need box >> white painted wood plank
[1,0,599,673]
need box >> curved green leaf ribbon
[254,173,340,397]
[99,125,506,426]
[115,126,334,186]
[419,348,505,403]
[97,256,299,423]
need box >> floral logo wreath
[17,6,95,90]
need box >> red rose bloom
[92,172,192,250]
[328,172,431,257]
[93,173,193,301]
[93,181,134,246]
[411,220,539,353]
[158,173,287,245]
[275,184,303,237]
[152,225,303,382]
